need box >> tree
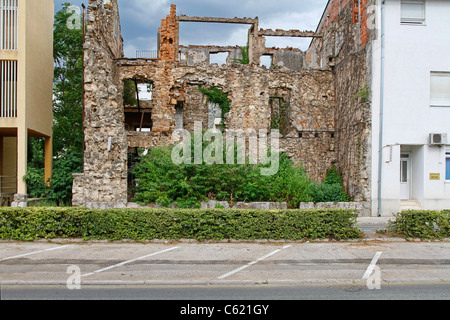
[53,2,84,153]
[25,3,84,205]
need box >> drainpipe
[377,0,386,217]
[82,4,86,170]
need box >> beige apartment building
[0,0,54,205]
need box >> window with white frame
[401,0,426,25]
[431,72,450,107]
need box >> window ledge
[400,22,426,26]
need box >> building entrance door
[400,153,411,200]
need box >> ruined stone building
[73,0,376,214]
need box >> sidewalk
[356,217,395,236]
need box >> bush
[386,210,450,239]
[0,207,362,241]
[131,146,348,208]
[25,148,82,206]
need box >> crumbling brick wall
[159,4,179,62]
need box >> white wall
[371,0,450,216]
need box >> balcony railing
[136,50,158,59]
[0,0,18,51]
[0,59,17,117]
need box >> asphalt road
[1,284,449,300]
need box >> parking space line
[0,245,71,262]
[218,245,292,280]
[81,246,180,278]
[363,251,383,279]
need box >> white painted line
[363,251,383,279]
[0,245,71,262]
[218,245,292,280]
[81,246,180,278]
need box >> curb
[2,279,449,287]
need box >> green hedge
[0,208,362,241]
[387,210,450,239]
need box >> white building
[371,0,450,216]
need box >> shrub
[0,208,362,241]
[25,148,82,206]
[386,210,450,239]
[131,145,349,209]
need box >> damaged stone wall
[305,0,375,201]
[72,0,128,209]
[118,59,336,181]
[74,1,373,211]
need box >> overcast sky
[54,0,328,58]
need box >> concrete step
[400,200,422,211]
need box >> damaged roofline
[177,15,258,25]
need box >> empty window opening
[123,79,153,132]
[269,96,289,135]
[209,52,228,66]
[208,102,222,128]
[260,55,273,68]
[137,83,153,101]
[179,23,248,48]
[123,79,153,106]
[175,102,184,130]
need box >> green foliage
[46,149,83,206]
[270,99,290,135]
[198,86,231,121]
[24,167,47,199]
[24,149,82,205]
[123,79,138,106]
[0,207,362,241]
[351,85,371,103]
[386,210,450,240]
[232,46,250,65]
[53,2,84,153]
[309,166,350,203]
[131,145,348,208]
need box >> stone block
[299,202,315,209]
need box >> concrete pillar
[44,136,52,186]
[16,127,27,195]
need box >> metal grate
[0,0,18,50]
[0,59,18,117]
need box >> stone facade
[306,0,376,202]
[74,0,374,214]
[72,0,128,208]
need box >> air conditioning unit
[429,133,447,146]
